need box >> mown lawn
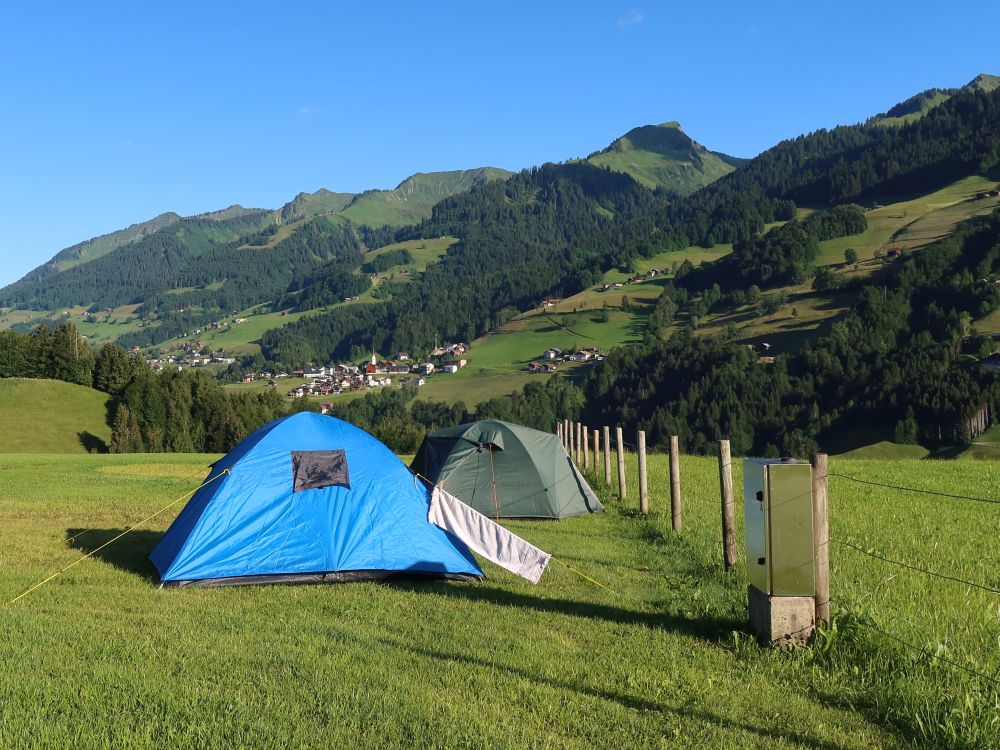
[0,451,995,748]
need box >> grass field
[0,378,111,453]
[0,451,995,748]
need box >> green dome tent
[410,419,603,519]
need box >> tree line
[0,324,291,453]
[0,320,586,455]
[680,204,868,290]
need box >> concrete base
[748,585,815,647]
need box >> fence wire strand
[832,538,1000,595]
[835,605,1000,688]
[830,471,1000,506]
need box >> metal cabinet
[744,459,815,596]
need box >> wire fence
[558,419,1000,692]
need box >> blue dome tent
[150,412,484,587]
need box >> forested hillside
[259,163,662,364]
[250,81,1000,367]
[0,169,514,320]
[605,79,1000,262]
[585,212,1000,455]
[0,210,277,309]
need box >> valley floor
[0,452,995,748]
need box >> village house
[527,362,558,373]
[386,361,411,374]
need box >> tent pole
[488,444,500,522]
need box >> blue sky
[1,1,998,287]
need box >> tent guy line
[63,463,213,547]
[7,468,231,605]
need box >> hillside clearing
[815,175,1000,265]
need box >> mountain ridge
[873,72,999,126]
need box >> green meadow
[815,175,1000,265]
[0,378,111,453]
[0,451,995,748]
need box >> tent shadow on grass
[66,528,162,582]
[390,581,742,644]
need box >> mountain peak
[965,73,1000,93]
[586,121,742,194]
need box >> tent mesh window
[291,450,350,492]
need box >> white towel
[429,487,551,584]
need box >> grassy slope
[874,89,955,128]
[0,452,994,747]
[815,175,1000,264]
[873,74,1000,128]
[0,379,111,453]
[0,304,150,346]
[416,247,720,405]
[586,122,741,195]
[682,176,1000,355]
[341,168,513,227]
[280,189,357,221]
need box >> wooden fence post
[592,429,600,476]
[563,419,569,452]
[569,421,575,461]
[718,439,737,571]
[556,422,562,446]
[811,453,831,626]
[583,427,590,470]
[615,426,627,500]
[575,422,582,464]
[602,426,611,486]
[638,431,648,514]
[669,435,682,533]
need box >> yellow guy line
[549,556,621,598]
[8,469,230,605]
